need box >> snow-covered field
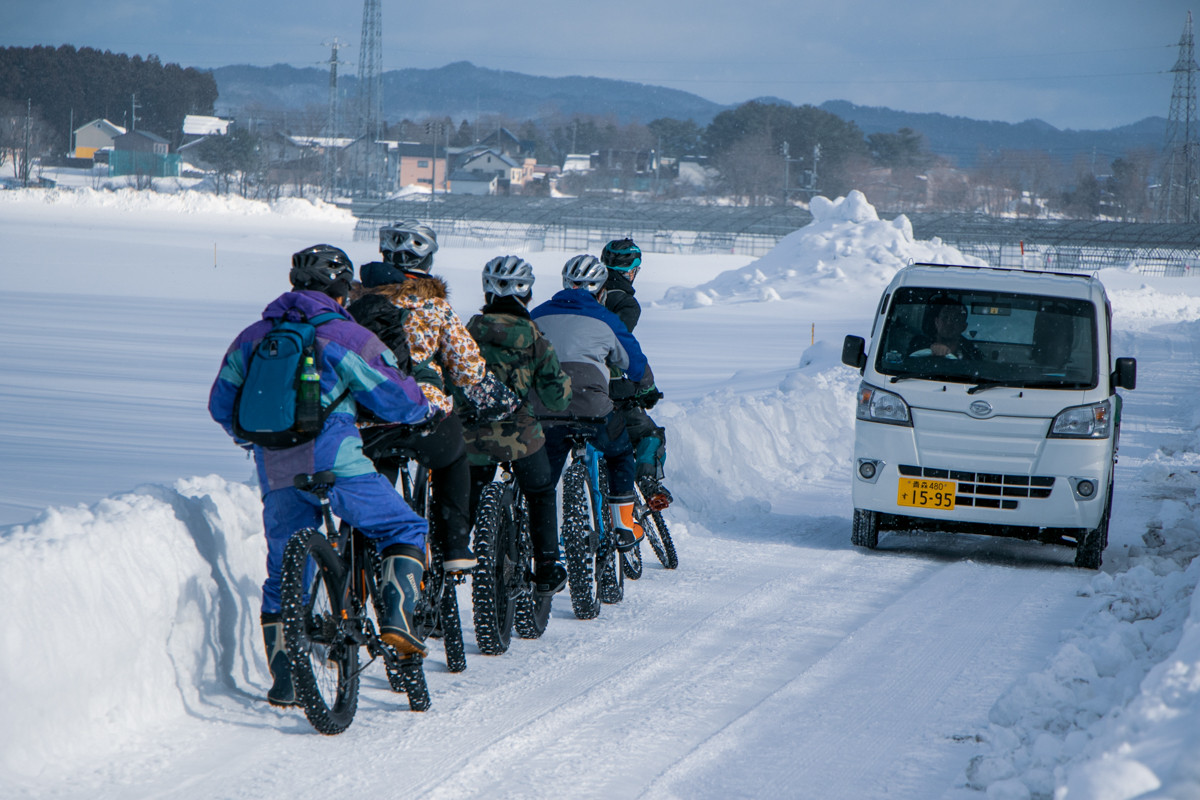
[1,186,1199,800]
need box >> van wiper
[967,378,1091,394]
[966,378,1025,394]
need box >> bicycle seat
[293,471,336,493]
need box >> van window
[875,287,1097,389]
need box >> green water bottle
[296,354,321,432]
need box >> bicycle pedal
[647,493,671,512]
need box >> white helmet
[562,254,606,295]
[483,255,535,298]
[379,220,438,271]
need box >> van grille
[898,464,1055,511]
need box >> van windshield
[875,287,1097,389]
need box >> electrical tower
[356,0,384,195]
[322,39,346,199]
[1158,11,1200,222]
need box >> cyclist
[349,220,516,573]
[209,244,434,707]
[459,255,573,595]
[601,238,670,508]
[531,254,658,552]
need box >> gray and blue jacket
[209,290,429,494]
[530,288,650,419]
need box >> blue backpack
[233,312,350,449]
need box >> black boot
[261,613,297,707]
[379,544,430,657]
[533,561,568,596]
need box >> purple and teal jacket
[208,290,429,494]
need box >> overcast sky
[1,1,1193,130]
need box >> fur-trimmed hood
[351,261,448,304]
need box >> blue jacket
[209,290,429,494]
[531,288,649,418]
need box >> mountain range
[211,61,1165,168]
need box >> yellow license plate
[897,478,956,510]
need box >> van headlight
[1048,399,1111,439]
[856,383,912,427]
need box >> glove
[635,386,664,410]
[410,405,448,436]
[464,371,521,422]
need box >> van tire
[1074,488,1111,570]
[852,509,880,549]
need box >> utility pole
[130,93,141,132]
[22,98,32,186]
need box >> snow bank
[966,444,1200,799]
[662,190,984,307]
[0,476,267,780]
[663,342,858,517]
[0,186,354,222]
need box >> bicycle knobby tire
[471,484,517,655]
[638,478,678,569]
[562,462,601,619]
[279,529,360,735]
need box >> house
[182,115,232,137]
[453,147,536,192]
[113,130,170,155]
[110,130,179,178]
[562,153,593,173]
[73,119,126,159]
[386,141,449,192]
[448,169,498,195]
[477,127,535,159]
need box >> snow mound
[662,190,984,306]
[966,453,1200,799]
[0,476,268,780]
[662,357,859,517]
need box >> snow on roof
[182,115,231,136]
[75,118,126,136]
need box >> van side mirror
[1113,357,1136,391]
[842,335,866,370]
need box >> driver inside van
[909,297,980,360]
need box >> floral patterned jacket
[352,271,486,415]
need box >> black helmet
[483,255,535,298]
[562,254,606,295]
[290,244,354,299]
[601,238,641,271]
[379,220,438,271]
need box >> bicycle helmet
[290,244,354,298]
[482,255,535,298]
[600,238,641,271]
[379,220,438,271]
[562,254,607,295]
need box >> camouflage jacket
[460,297,572,465]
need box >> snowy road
[3,189,1198,800]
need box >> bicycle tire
[621,544,643,580]
[471,483,517,655]
[637,477,678,569]
[514,592,552,639]
[399,654,431,711]
[280,529,360,735]
[441,579,468,673]
[596,468,624,605]
[562,461,601,620]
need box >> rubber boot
[379,544,431,657]
[610,494,644,552]
[261,613,297,707]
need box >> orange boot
[610,494,644,552]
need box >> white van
[841,263,1137,568]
